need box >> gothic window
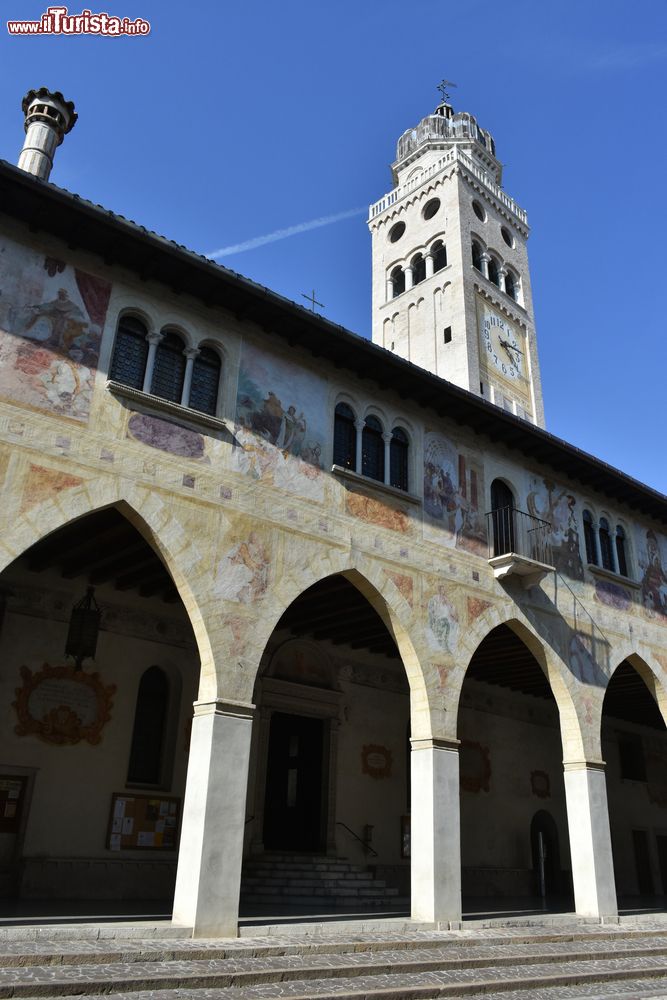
[127,666,169,786]
[333,402,356,469]
[189,346,221,415]
[490,479,515,557]
[412,254,426,285]
[362,415,384,482]
[616,525,629,577]
[487,256,500,287]
[109,315,149,390]
[431,240,447,272]
[151,331,186,403]
[599,517,614,571]
[583,509,598,565]
[391,266,405,298]
[505,270,517,300]
[471,241,482,271]
[390,427,409,491]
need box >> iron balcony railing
[486,506,553,567]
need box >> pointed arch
[237,546,432,736]
[454,606,585,761]
[0,477,218,699]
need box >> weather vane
[437,79,457,103]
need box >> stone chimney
[18,88,77,181]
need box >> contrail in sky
[207,206,367,259]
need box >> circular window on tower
[472,200,486,222]
[501,226,514,248]
[388,221,406,243]
[422,198,440,220]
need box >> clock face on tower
[478,301,527,384]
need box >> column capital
[193,698,255,722]
[563,758,606,772]
[480,251,492,263]
[146,330,165,346]
[411,736,460,752]
[184,346,201,360]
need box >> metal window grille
[189,347,220,415]
[109,317,148,389]
[362,416,384,482]
[151,332,186,403]
[390,428,409,491]
[333,404,356,469]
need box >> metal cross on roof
[437,79,457,102]
[301,288,325,313]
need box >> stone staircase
[241,853,404,910]
[4,923,667,998]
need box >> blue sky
[1,0,665,493]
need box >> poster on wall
[106,793,180,851]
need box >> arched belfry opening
[244,574,411,916]
[0,508,199,914]
[458,624,573,915]
[602,659,667,910]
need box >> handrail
[336,821,379,858]
[486,506,553,566]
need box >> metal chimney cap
[22,87,77,133]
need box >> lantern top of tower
[395,102,496,167]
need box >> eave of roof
[1,159,665,525]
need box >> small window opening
[432,241,447,272]
[362,415,384,482]
[391,267,405,298]
[151,331,186,403]
[583,510,597,565]
[599,517,615,572]
[616,526,628,577]
[127,666,169,785]
[443,327,452,344]
[412,254,426,285]
[390,428,409,491]
[333,402,356,470]
[471,241,482,271]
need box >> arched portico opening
[243,573,411,917]
[458,623,574,917]
[602,658,667,913]
[0,507,200,917]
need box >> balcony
[486,507,554,589]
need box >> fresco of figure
[527,478,584,581]
[20,287,88,352]
[640,530,667,617]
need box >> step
[5,940,667,998]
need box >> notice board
[106,792,180,851]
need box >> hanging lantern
[65,586,101,671]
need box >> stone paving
[5,922,667,999]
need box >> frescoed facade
[0,91,666,940]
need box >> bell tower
[368,90,545,428]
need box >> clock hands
[499,337,523,356]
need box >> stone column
[498,266,507,295]
[172,698,254,937]
[563,760,618,919]
[480,253,490,281]
[404,265,414,291]
[383,432,392,486]
[425,252,434,279]
[386,275,394,301]
[354,419,364,473]
[143,331,164,394]
[411,737,461,925]
[180,347,200,407]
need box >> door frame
[249,677,343,856]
